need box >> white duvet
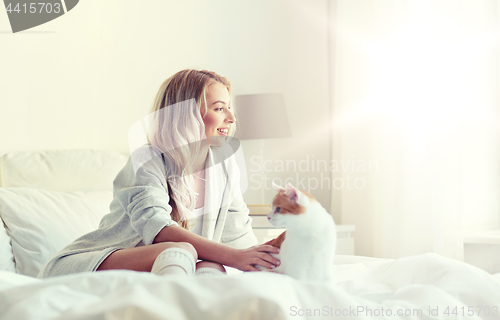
[1,253,499,320]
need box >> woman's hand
[228,244,280,272]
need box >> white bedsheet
[1,253,499,320]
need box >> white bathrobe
[38,142,257,278]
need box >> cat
[257,183,336,281]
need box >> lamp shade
[234,93,292,140]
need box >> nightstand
[248,205,356,255]
[464,230,500,274]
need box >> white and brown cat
[258,183,336,281]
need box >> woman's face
[201,82,235,146]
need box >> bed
[1,150,499,320]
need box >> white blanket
[1,253,499,320]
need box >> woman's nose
[227,111,236,123]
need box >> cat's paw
[254,265,279,273]
[254,264,268,271]
[255,265,282,275]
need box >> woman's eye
[275,207,281,213]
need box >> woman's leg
[97,242,197,272]
[195,260,227,276]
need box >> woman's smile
[217,127,229,136]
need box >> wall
[0,0,331,207]
[330,0,500,258]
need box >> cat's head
[267,183,315,228]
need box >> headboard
[0,150,128,277]
[0,150,128,191]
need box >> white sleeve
[113,146,178,245]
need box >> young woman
[38,69,280,278]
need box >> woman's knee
[155,242,198,261]
[196,261,226,273]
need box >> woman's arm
[153,225,280,271]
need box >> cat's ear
[285,183,301,203]
[272,181,284,191]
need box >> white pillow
[0,187,113,277]
[0,219,16,272]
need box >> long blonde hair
[147,69,232,229]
